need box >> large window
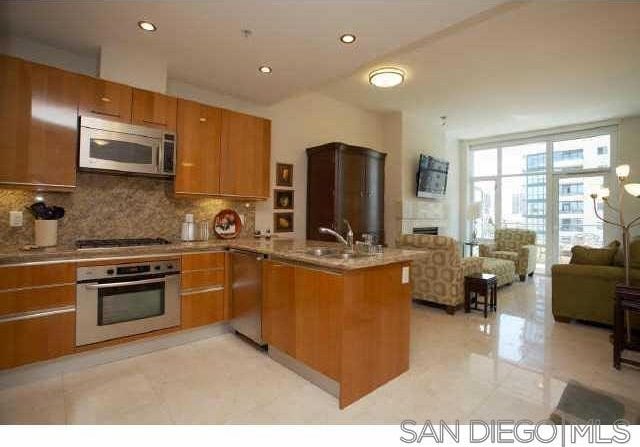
[468,126,614,272]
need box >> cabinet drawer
[0,263,75,290]
[0,284,75,316]
[182,252,225,271]
[181,288,224,329]
[181,269,224,290]
[0,310,75,370]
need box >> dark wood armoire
[306,142,386,244]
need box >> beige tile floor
[2,275,639,424]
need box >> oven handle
[84,277,169,289]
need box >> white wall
[256,92,386,239]
[400,112,460,238]
[99,44,167,93]
[617,115,640,237]
[0,35,97,75]
[381,112,403,245]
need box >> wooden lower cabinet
[263,261,341,381]
[181,289,224,329]
[263,260,411,408]
[0,311,75,370]
[180,252,227,329]
[262,261,296,356]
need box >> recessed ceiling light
[138,20,157,32]
[339,33,356,44]
[258,65,272,74]
[368,67,405,88]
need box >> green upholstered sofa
[551,240,640,327]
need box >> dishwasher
[230,249,267,346]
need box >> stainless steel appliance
[76,259,181,346]
[230,249,266,345]
[79,116,176,176]
[75,238,171,249]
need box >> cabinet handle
[181,285,224,296]
[199,117,207,123]
[100,96,112,103]
[144,119,167,126]
[90,109,120,118]
[0,305,75,324]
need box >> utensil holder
[34,220,58,247]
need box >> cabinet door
[306,149,337,241]
[262,261,296,356]
[78,75,132,121]
[363,154,386,244]
[220,110,271,198]
[175,99,222,195]
[181,289,224,329]
[0,311,75,370]
[0,56,79,189]
[132,88,177,131]
[338,150,368,239]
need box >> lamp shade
[599,187,610,199]
[467,201,482,219]
[616,164,630,178]
[624,183,640,198]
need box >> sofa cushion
[570,241,620,266]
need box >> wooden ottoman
[478,257,515,287]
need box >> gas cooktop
[75,238,171,249]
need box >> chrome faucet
[318,219,354,252]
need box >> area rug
[550,380,640,424]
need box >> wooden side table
[614,284,640,370]
[464,273,498,318]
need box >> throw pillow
[570,241,620,266]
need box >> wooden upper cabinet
[220,110,271,198]
[0,55,79,190]
[78,76,132,121]
[132,88,177,131]
[175,98,222,195]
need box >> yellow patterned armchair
[479,229,538,281]
[396,234,483,314]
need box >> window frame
[467,125,617,273]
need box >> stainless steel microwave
[79,116,176,177]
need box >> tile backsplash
[0,173,255,248]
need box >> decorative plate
[213,209,242,239]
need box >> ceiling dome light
[368,67,405,88]
[258,65,272,74]
[138,20,157,32]
[339,34,356,44]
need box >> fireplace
[413,227,438,235]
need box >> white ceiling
[321,1,640,139]
[0,0,505,104]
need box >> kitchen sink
[305,247,342,257]
[305,247,376,259]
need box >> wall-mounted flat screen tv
[416,154,449,199]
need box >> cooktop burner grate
[75,238,171,249]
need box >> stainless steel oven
[76,259,180,346]
[79,116,176,177]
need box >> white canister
[34,220,58,247]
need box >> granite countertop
[0,238,426,271]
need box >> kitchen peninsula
[0,239,423,408]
